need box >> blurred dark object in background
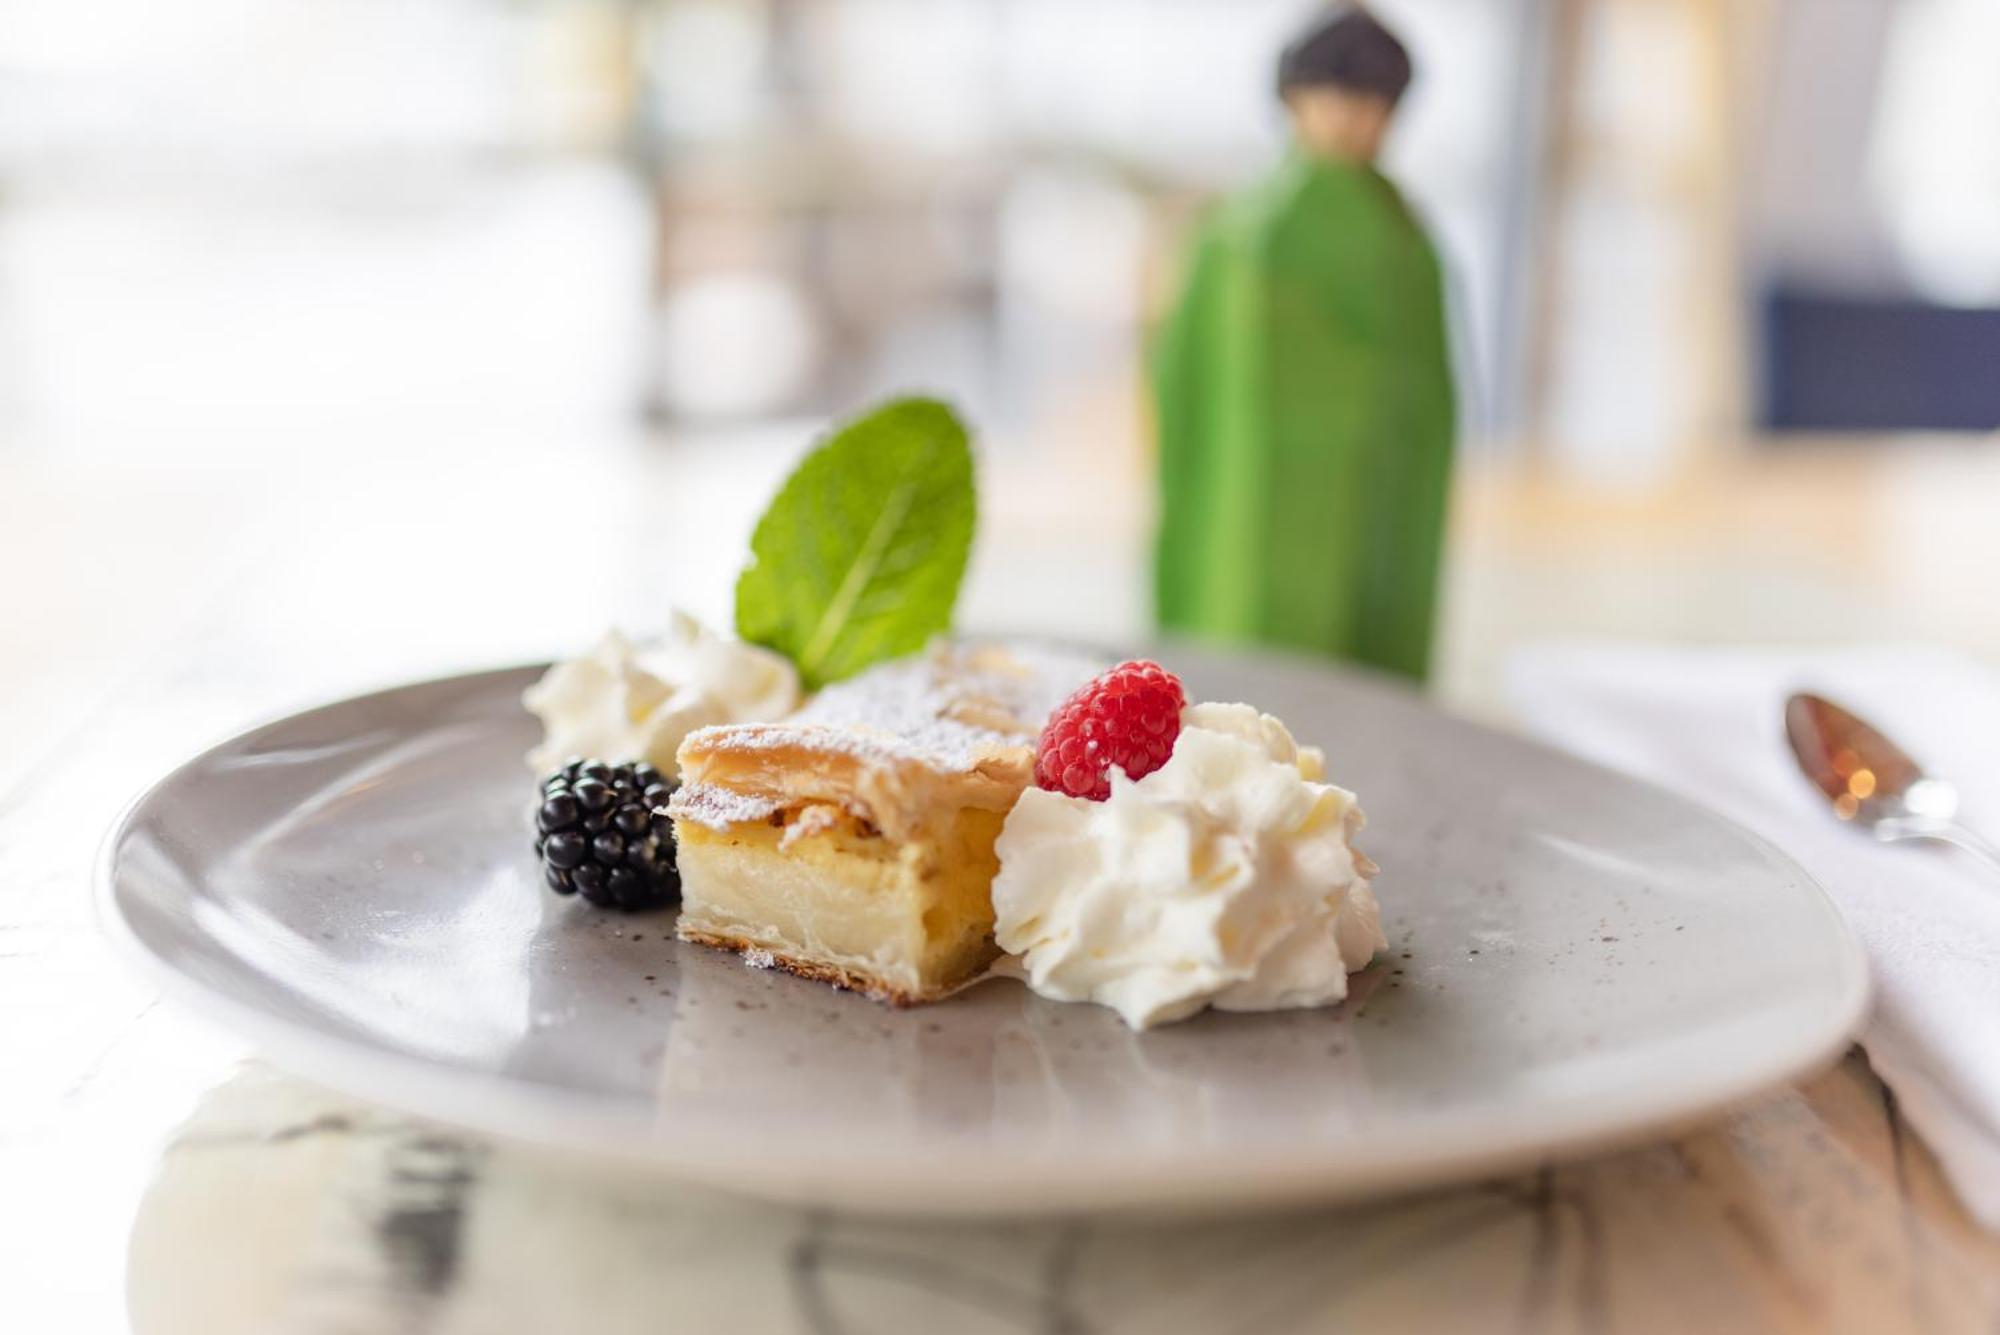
[1744,0,2000,437]
[1761,288,2000,433]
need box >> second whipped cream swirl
[523,611,800,778]
[992,702,1383,1029]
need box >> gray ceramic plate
[100,647,1868,1214]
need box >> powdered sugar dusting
[742,947,776,970]
[668,783,781,830]
[684,642,1104,776]
[780,803,842,849]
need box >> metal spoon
[1785,691,2000,873]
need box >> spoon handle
[1875,816,2000,876]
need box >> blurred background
[4,0,1999,769]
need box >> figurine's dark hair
[1276,6,1414,105]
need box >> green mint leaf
[734,396,976,690]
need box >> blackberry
[534,758,680,910]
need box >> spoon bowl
[1785,692,1998,871]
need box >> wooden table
[6,429,1999,1333]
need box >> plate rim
[96,658,1873,1215]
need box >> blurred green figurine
[1153,6,1455,681]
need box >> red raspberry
[1035,660,1188,801]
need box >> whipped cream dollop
[992,702,1384,1029]
[524,612,800,777]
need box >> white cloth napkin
[1506,641,2000,1228]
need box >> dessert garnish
[524,612,799,779]
[1034,659,1187,800]
[995,688,1384,1029]
[535,759,683,911]
[734,396,975,689]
